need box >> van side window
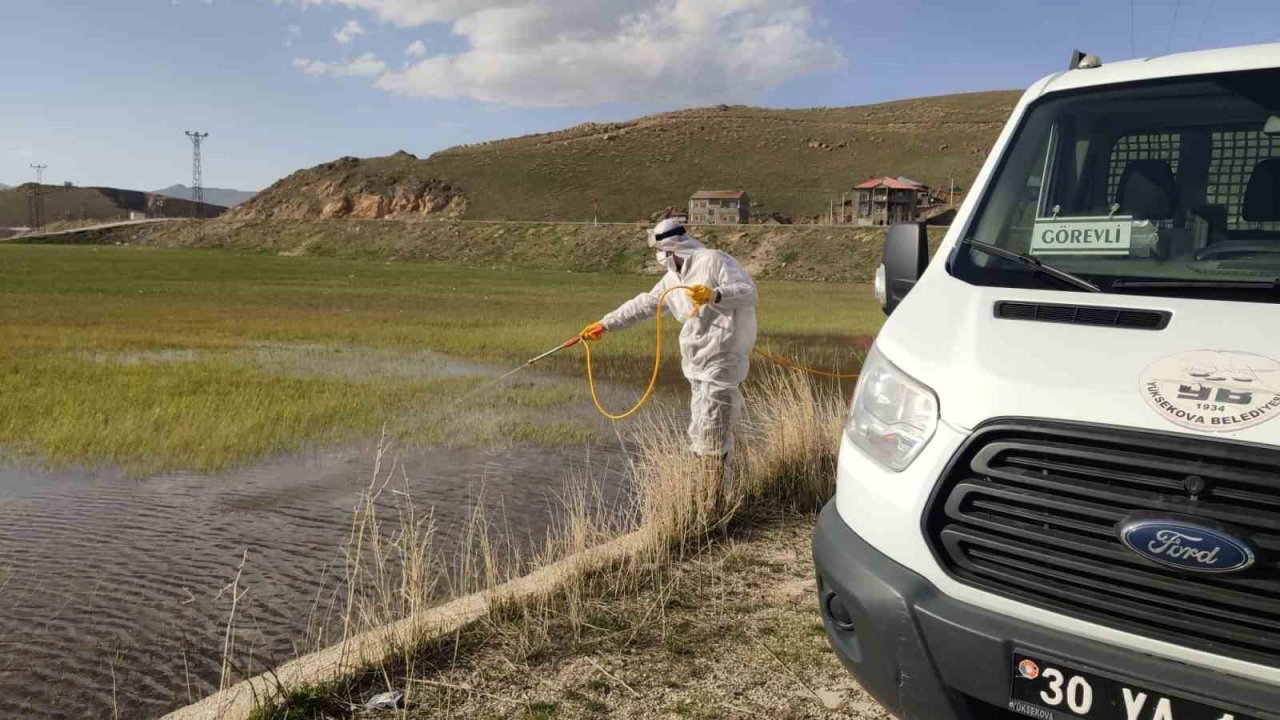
[1208,130,1280,231]
[991,131,1054,256]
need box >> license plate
[1010,652,1261,720]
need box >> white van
[813,44,1280,720]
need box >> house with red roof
[853,176,928,226]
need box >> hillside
[228,152,465,220]
[0,185,226,227]
[152,184,257,208]
[59,218,944,284]
[234,90,1019,223]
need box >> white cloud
[284,24,302,47]
[292,52,386,77]
[299,0,841,107]
[406,40,426,58]
[333,19,365,44]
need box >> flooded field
[0,245,876,717]
[0,442,629,719]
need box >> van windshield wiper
[1110,278,1280,291]
[962,238,1102,293]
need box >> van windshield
[951,68,1280,303]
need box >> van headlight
[845,347,938,471]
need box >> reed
[241,365,848,719]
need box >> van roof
[1036,42,1280,98]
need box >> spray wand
[489,336,582,385]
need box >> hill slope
[422,90,1018,221]
[229,152,465,221]
[0,185,226,227]
[234,90,1020,223]
[152,184,257,208]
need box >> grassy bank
[72,217,946,284]
[292,518,883,719]
[399,518,882,719]
[0,244,879,471]
[194,369,861,719]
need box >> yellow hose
[750,347,861,380]
[577,285,860,421]
[578,285,690,420]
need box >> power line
[1165,0,1182,53]
[185,131,209,240]
[28,164,47,232]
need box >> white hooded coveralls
[600,236,758,456]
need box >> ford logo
[1119,519,1255,574]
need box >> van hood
[876,271,1280,446]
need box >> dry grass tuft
[239,365,848,719]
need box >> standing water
[0,442,627,718]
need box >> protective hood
[654,236,703,272]
[647,219,704,270]
[655,235,704,254]
[648,218,705,271]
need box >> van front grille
[925,420,1280,666]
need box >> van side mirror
[879,223,928,315]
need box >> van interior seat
[1117,159,1178,221]
[1219,157,1280,245]
[1116,158,1186,258]
[1243,158,1280,222]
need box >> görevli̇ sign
[1030,216,1133,256]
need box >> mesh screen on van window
[1208,130,1280,230]
[1107,133,1181,203]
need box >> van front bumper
[811,501,1280,720]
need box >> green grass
[87,216,942,284]
[0,244,881,471]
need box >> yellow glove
[686,284,716,308]
[581,321,607,341]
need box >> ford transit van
[814,44,1280,720]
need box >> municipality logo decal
[1141,350,1280,432]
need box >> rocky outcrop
[228,151,466,221]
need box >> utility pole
[28,164,47,232]
[949,178,955,206]
[185,131,208,240]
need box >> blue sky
[2,0,1278,191]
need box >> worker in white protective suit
[581,218,758,459]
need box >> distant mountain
[152,184,257,208]
[0,183,9,190]
[0,184,226,227]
